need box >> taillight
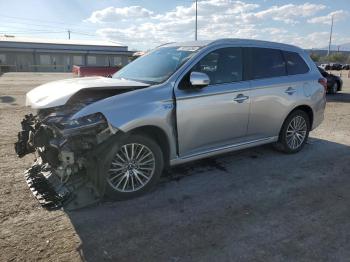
[318,77,327,92]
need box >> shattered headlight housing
[61,113,106,130]
[46,113,108,134]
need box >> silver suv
[15,39,326,208]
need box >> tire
[329,82,338,94]
[105,134,164,200]
[274,110,310,154]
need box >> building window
[0,54,6,64]
[103,57,110,66]
[40,55,51,65]
[73,56,83,65]
[65,56,70,65]
[87,56,96,65]
[113,56,122,66]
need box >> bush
[310,52,350,64]
[328,52,348,63]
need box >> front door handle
[285,87,296,95]
[233,94,249,103]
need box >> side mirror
[190,71,210,88]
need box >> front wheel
[105,134,164,200]
[274,110,310,154]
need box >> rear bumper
[312,111,324,130]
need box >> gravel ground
[0,72,349,261]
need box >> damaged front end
[15,105,117,210]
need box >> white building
[0,36,133,72]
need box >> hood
[26,77,150,109]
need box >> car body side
[71,39,326,166]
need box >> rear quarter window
[250,48,287,79]
[283,51,309,75]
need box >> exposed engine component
[15,114,36,157]
[15,104,116,210]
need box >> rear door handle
[285,87,296,95]
[233,94,249,103]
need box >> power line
[0,25,67,33]
[0,23,98,39]
[0,13,98,36]
[0,19,95,31]
[0,31,66,35]
[0,13,82,27]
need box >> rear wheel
[105,134,164,200]
[274,110,310,154]
[329,82,338,94]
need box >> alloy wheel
[107,143,156,192]
[286,116,307,150]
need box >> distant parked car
[318,66,343,94]
[330,63,343,71]
[342,64,350,70]
[319,63,331,70]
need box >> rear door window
[250,48,286,79]
[284,51,309,75]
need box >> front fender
[71,83,177,158]
[72,83,173,128]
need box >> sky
[0,0,349,51]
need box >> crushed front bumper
[24,160,101,210]
[24,163,69,210]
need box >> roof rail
[154,42,176,49]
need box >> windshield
[113,46,200,84]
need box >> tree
[310,53,321,62]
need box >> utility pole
[67,29,71,40]
[195,0,198,41]
[327,15,334,56]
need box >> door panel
[175,83,251,157]
[247,76,302,138]
[245,47,311,139]
[175,46,251,157]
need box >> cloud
[86,1,339,50]
[154,0,259,21]
[86,6,154,23]
[307,10,348,25]
[253,3,326,24]
[273,32,330,48]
